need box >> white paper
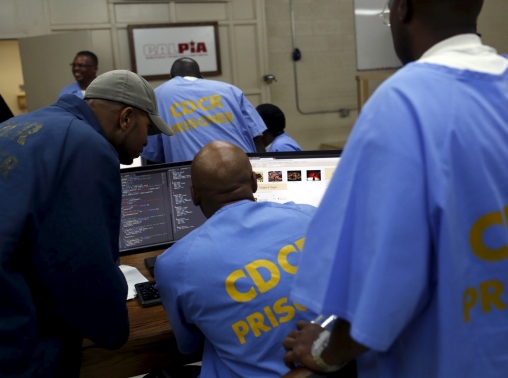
[119,265,149,300]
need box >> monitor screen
[0,95,14,124]
[249,151,341,207]
[119,150,341,255]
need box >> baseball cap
[84,70,173,136]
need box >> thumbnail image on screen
[249,153,340,207]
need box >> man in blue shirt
[0,70,172,378]
[256,103,302,152]
[155,141,316,377]
[283,0,508,377]
[141,57,266,163]
[59,51,98,99]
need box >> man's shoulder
[59,82,80,96]
[277,201,316,216]
[381,62,474,93]
[220,201,317,222]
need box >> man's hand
[282,320,332,371]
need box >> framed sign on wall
[127,22,221,80]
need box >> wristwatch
[311,329,346,372]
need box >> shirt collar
[417,34,508,74]
[54,95,108,139]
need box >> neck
[202,193,255,219]
[410,21,476,61]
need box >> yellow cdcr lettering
[278,245,298,274]
[479,279,507,313]
[273,297,295,323]
[209,95,224,109]
[231,320,249,344]
[469,207,508,262]
[182,100,196,115]
[246,312,271,337]
[170,103,182,117]
[263,305,279,327]
[463,287,478,323]
[245,259,280,294]
[295,237,305,251]
[225,269,257,302]
[197,97,210,111]
[278,238,305,274]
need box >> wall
[0,0,269,122]
[265,0,384,150]
[264,0,508,150]
[0,40,26,116]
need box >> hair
[76,51,98,66]
[256,103,286,135]
[412,0,483,29]
[170,57,202,78]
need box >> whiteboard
[354,0,401,70]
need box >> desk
[80,250,201,378]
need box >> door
[18,31,92,112]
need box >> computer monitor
[0,95,15,124]
[119,150,341,255]
[248,150,341,207]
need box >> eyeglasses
[379,1,390,26]
[70,63,95,68]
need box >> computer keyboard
[134,281,162,307]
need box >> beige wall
[0,40,26,116]
[0,0,270,116]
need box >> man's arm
[253,135,266,153]
[141,134,167,163]
[234,89,267,150]
[155,247,204,355]
[283,319,367,372]
[34,130,129,349]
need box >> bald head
[390,0,484,64]
[191,141,257,218]
[170,57,202,78]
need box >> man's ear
[251,171,258,194]
[118,106,135,132]
[190,185,200,206]
[396,0,412,23]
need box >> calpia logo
[143,41,208,59]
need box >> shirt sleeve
[155,242,204,355]
[33,123,129,349]
[290,83,433,352]
[141,134,166,163]
[236,90,267,138]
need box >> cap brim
[148,113,174,136]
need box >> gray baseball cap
[84,70,173,136]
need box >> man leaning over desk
[0,70,173,378]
